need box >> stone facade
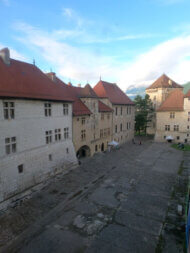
[0,99,77,202]
[155,97,190,143]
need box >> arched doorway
[101,143,104,152]
[77,145,91,158]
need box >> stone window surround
[3,101,15,119]
[5,136,16,155]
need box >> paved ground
[0,138,184,253]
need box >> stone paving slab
[87,224,157,253]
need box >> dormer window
[170,112,175,119]
[3,101,14,119]
[63,104,69,115]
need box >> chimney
[0,48,10,65]
[78,83,81,87]
[68,82,72,86]
[46,72,56,82]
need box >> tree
[134,94,154,135]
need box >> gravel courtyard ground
[0,138,186,253]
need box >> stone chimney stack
[0,48,10,65]
[68,82,72,86]
[50,72,56,82]
[78,84,81,87]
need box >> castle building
[0,48,77,203]
[93,80,135,143]
[146,74,183,135]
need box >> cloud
[14,22,121,84]
[119,35,190,89]
[62,7,84,27]
[0,43,27,61]
[0,0,10,6]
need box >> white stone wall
[0,99,77,202]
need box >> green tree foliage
[134,94,154,135]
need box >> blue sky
[1,0,190,90]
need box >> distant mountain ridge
[126,82,190,100]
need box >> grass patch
[178,161,184,175]
[171,144,190,151]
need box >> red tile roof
[98,100,113,112]
[184,89,190,98]
[0,58,73,102]
[93,80,134,105]
[157,89,184,112]
[146,74,183,90]
[46,76,92,116]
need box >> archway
[77,145,91,158]
[101,143,104,152]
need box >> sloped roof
[184,89,190,98]
[93,80,134,105]
[0,58,73,102]
[98,100,113,112]
[81,84,98,98]
[146,74,182,90]
[157,89,184,112]
[46,76,92,116]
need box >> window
[188,126,190,129]
[66,148,69,154]
[55,129,61,141]
[46,130,52,144]
[5,137,16,154]
[3,101,15,119]
[63,104,69,115]
[100,129,103,138]
[82,117,86,125]
[49,154,53,161]
[164,136,166,139]
[101,113,104,120]
[115,125,117,133]
[165,125,170,131]
[18,164,24,173]
[95,145,98,152]
[127,122,128,130]
[81,130,86,140]
[107,114,110,120]
[129,122,131,129]
[128,106,131,115]
[115,107,118,115]
[121,107,122,115]
[104,129,106,137]
[170,112,175,119]
[77,118,79,121]
[44,103,51,117]
[187,134,189,137]
[120,124,122,131]
[188,112,190,121]
[177,136,180,140]
[121,136,123,140]
[174,125,179,131]
[64,127,69,139]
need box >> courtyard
[0,138,187,253]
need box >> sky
[0,0,190,91]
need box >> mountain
[126,85,147,100]
[183,82,190,94]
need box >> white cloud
[62,7,84,27]
[0,0,10,6]
[119,35,190,89]
[0,43,27,61]
[14,23,121,84]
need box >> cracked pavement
[0,138,183,253]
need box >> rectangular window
[188,112,190,121]
[107,113,110,120]
[170,112,175,119]
[177,136,180,140]
[44,103,51,117]
[64,127,69,139]
[100,129,103,138]
[82,117,85,125]
[101,113,104,120]
[5,137,16,154]
[127,107,128,115]
[115,125,117,133]
[104,129,107,137]
[46,130,52,144]
[63,104,69,115]
[66,148,69,154]
[55,129,61,141]
[18,164,24,173]
[120,123,122,131]
[165,125,170,131]
[121,107,122,115]
[129,122,131,129]
[49,154,53,161]
[3,101,15,119]
[174,125,179,131]
[115,107,118,115]
[81,130,86,140]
